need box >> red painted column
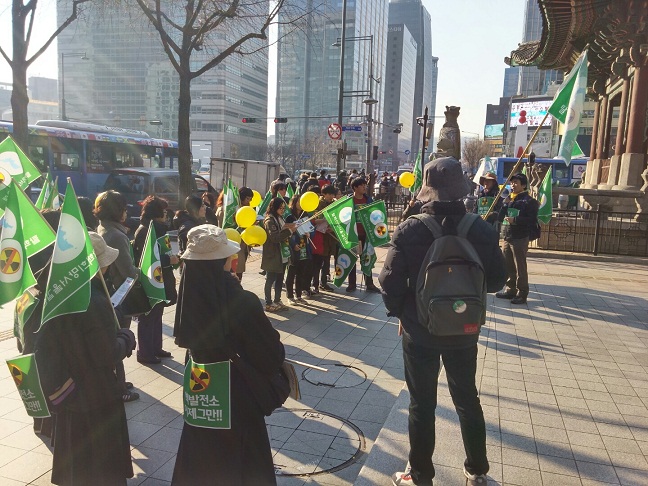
[590,98,600,160]
[615,77,631,156]
[626,65,648,153]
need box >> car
[102,168,217,229]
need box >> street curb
[529,248,648,265]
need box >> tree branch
[188,0,239,53]
[133,0,182,71]
[0,46,12,67]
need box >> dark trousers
[348,235,374,288]
[286,259,313,298]
[137,303,164,359]
[502,237,529,294]
[116,314,132,393]
[264,268,285,305]
[311,254,332,287]
[403,335,488,484]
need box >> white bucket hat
[182,224,240,261]
[88,231,119,268]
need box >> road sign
[388,149,393,155]
[301,154,311,159]
[327,123,342,140]
[405,150,411,155]
[343,125,363,132]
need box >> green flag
[256,190,272,216]
[0,136,42,215]
[332,247,358,288]
[14,289,39,351]
[139,221,167,307]
[537,168,553,224]
[223,178,239,229]
[183,357,231,429]
[360,242,377,277]
[35,172,53,210]
[321,196,358,250]
[45,176,61,210]
[411,151,423,194]
[0,183,38,307]
[6,354,50,418]
[286,182,295,200]
[548,50,588,165]
[13,183,56,258]
[41,180,100,327]
[356,200,390,248]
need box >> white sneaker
[392,468,415,486]
[463,467,487,485]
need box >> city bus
[480,156,588,186]
[0,120,179,197]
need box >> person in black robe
[37,232,136,486]
[172,224,285,486]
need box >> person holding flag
[133,196,179,364]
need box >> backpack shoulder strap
[456,213,480,238]
[410,214,443,240]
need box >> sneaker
[274,301,288,311]
[463,467,487,485]
[320,284,334,292]
[310,287,319,295]
[495,289,516,299]
[392,468,415,486]
[287,297,298,305]
[301,292,311,300]
[296,297,307,304]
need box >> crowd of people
[12,158,540,486]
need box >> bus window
[503,162,517,179]
[553,162,569,181]
[27,135,49,172]
[51,138,81,171]
[87,141,115,173]
[104,173,149,197]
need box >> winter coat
[261,214,292,273]
[301,178,320,194]
[173,210,201,254]
[498,191,539,241]
[97,219,139,288]
[315,198,338,257]
[379,200,507,350]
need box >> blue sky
[0,0,525,138]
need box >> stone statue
[433,106,461,160]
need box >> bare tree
[461,138,493,173]
[0,0,89,150]
[127,0,318,201]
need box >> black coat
[498,191,539,241]
[379,201,507,350]
[173,211,201,254]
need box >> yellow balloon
[399,172,415,188]
[235,206,257,228]
[250,190,262,208]
[241,225,267,247]
[224,227,241,244]
[299,191,319,212]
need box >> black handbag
[117,280,151,317]
[231,355,292,416]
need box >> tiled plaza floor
[1,250,647,485]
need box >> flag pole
[97,270,123,332]
[482,110,551,221]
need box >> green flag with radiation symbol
[537,168,553,224]
[41,180,100,327]
[6,354,50,418]
[321,196,358,250]
[548,50,588,165]
[360,242,377,277]
[355,200,390,248]
[183,357,231,429]
[0,183,37,307]
[13,289,39,351]
[332,246,358,288]
[139,221,167,307]
[223,178,239,229]
[0,136,42,215]
[411,151,423,194]
[13,183,56,258]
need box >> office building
[484,97,510,157]
[381,24,417,169]
[55,1,268,161]
[387,0,437,158]
[276,0,389,171]
[517,0,563,96]
[503,67,519,98]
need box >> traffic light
[274,117,288,124]
[241,118,257,123]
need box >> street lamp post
[60,52,88,121]
[336,0,348,175]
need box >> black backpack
[412,213,487,336]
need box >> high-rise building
[517,0,562,96]
[55,1,268,161]
[387,0,437,158]
[276,0,389,172]
[381,24,417,169]
[503,67,519,98]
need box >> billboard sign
[484,124,504,139]
[510,99,553,128]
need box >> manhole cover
[302,364,367,388]
[269,408,366,477]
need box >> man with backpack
[496,172,539,305]
[379,156,506,486]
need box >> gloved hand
[116,328,136,358]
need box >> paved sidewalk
[0,253,647,485]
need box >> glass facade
[503,67,520,98]
[56,1,268,161]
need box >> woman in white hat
[172,224,285,485]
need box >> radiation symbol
[362,253,371,265]
[16,292,31,315]
[190,366,210,393]
[8,364,23,387]
[153,266,163,283]
[335,265,343,277]
[374,223,388,238]
[0,247,21,275]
